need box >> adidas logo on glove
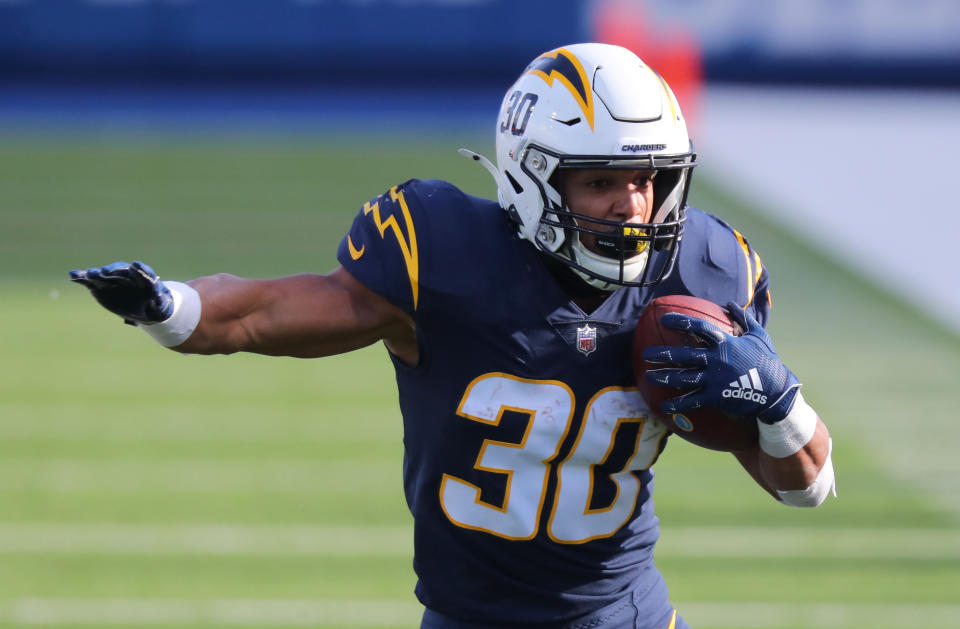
[722,368,768,404]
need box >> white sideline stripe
[2,600,960,628]
[0,417,402,443]
[681,602,960,628]
[0,598,425,627]
[658,526,960,559]
[0,460,399,492]
[0,524,413,556]
[0,524,957,559]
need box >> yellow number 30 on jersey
[440,373,669,543]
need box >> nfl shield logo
[576,324,597,356]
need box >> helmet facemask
[522,145,695,290]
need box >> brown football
[632,295,758,452]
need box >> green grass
[1,131,958,628]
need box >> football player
[70,43,835,629]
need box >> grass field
[1,130,958,629]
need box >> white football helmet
[462,43,696,290]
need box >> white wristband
[757,391,818,458]
[777,438,837,507]
[139,281,202,347]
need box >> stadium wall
[1,0,959,87]
[0,0,589,84]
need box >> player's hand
[68,261,174,325]
[641,302,801,424]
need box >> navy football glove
[69,261,174,325]
[642,302,801,424]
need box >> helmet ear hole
[505,170,524,195]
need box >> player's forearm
[755,393,836,507]
[758,419,831,491]
[734,394,836,506]
[170,273,269,355]
[173,273,342,357]
[167,270,411,359]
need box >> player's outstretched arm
[69,262,417,363]
[642,303,835,507]
[181,268,416,360]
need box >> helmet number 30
[500,91,538,137]
[439,373,667,543]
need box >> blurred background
[1,1,958,627]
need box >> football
[632,295,758,452]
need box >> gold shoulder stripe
[732,229,756,307]
[753,250,764,286]
[362,187,420,309]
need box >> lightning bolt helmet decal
[524,48,596,130]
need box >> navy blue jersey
[337,179,770,627]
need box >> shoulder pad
[671,208,771,322]
[337,179,510,313]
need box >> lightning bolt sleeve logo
[361,186,420,309]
